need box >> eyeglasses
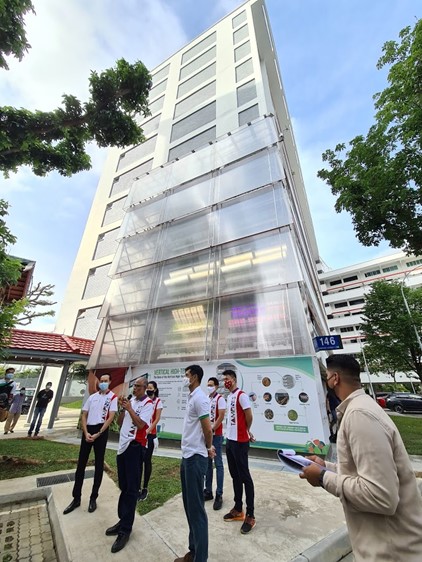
[326,374,336,383]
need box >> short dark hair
[148,380,159,397]
[208,377,219,387]
[222,369,237,380]
[186,364,204,383]
[99,373,111,381]
[326,354,361,382]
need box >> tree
[16,282,56,325]
[361,280,422,383]
[318,19,422,255]
[1,3,152,177]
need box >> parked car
[385,393,422,414]
[375,392,391,408]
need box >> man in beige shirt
[300,354,422,562]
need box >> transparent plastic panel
[168,127,216,162]
[180,46,216,81]
[105,266,157,317]
[234,40,251,62]
[174,81,216,119]
[127,166,173,207]
[147,301,212,363]
[121,197,165,237]
[214,117,278,168]
[216,230,300,296]
[97,313,149,367]
[238,104,259,126]
[111,160,153,197]
[216,185,287,244]
[213,289,295,359]
[161,210,213,261]
[181,32,216,64]
[163,174,213,222]
[287,285,315,355]
[154,250,213,308]
[112,229,161,275]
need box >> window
[117,136,157,172]
[152,63,170,86]
[141,114,161,137]
[235,58,253,82]
[364,269,380,278]
[237,79,257,107]
[334,302,348,309]
[149,95,165,115]
[343,275,358,282]
[73,307,102,340]
[168,127,216,161]
[181,32,216,64]
[171,101,216,143]
[149,79,167,100]
[93,228,119,260]
[174,81,216,119]
[349,298,364,306]
[233,24,248,45]
[329,279,342,286]
[111,160,153,197]
[102,197,126,227]
[180,46,216,80]
[83,264,112,300]
[340,326,354,333]
[238,104,259,126]
[234,40,251,62]
[406,259,422,267]
[178,63,216,98]
[382,265,398,273]
[232,11,246,28]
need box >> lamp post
[400,265,422,355]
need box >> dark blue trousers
[117,441,143,535]
[181,454,208,562]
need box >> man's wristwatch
[318,469,327,488]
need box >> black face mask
[146,390,154,397]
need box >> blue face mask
[98,382,109,392]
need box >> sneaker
[240,515,256,534]
[203,490,213,501]
[10,430,14,433]
[137,488,148,502]
[223,508,244,522]
[27,433,32,438]
[174,552,194,562]
[213,494,223,511]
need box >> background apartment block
[56,0,328,368]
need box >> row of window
[332,298,365,309]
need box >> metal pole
[400,281,422,354]
[48,361,71,429]
[26,364,47,424]
[361,343,376,398]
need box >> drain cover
[36,470,95,488]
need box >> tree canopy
[361,280,422,383]
[318,19,422,255]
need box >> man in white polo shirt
[64,373,117,515]
[105,377,153,554]
[175,365,215,562]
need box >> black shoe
[63,499,81,515]
[213,494,223,510]
[111,533,130,553]
[88,499,97,513]
[105,522,121,536]
[137,488,148,502]
[203,490,213,501]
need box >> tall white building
[56,0,328,369]
[319,252,422,383]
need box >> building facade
[56,0,328,371]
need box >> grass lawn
[61,399,83,409]
[0,439,181,515]
[390,415,422,455]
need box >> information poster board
[132,356,330,454]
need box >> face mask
[183,376,191,387]
[207,386,215,394]
[146,390,154,397]
[224,380,233,390]
[20,391,25,396]
[98,382,109,392]
[5,374,13,380]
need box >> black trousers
[117,441,143,535]
[72,424,108,501]
[226,439,255,517]
[140,433,155,489]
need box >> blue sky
[1,0,420,330]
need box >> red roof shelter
[3,329,95,429]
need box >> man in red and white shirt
[105,377,153,554]
[204,377,226,510]
[64,373,118,516]
[223,369,256,534]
